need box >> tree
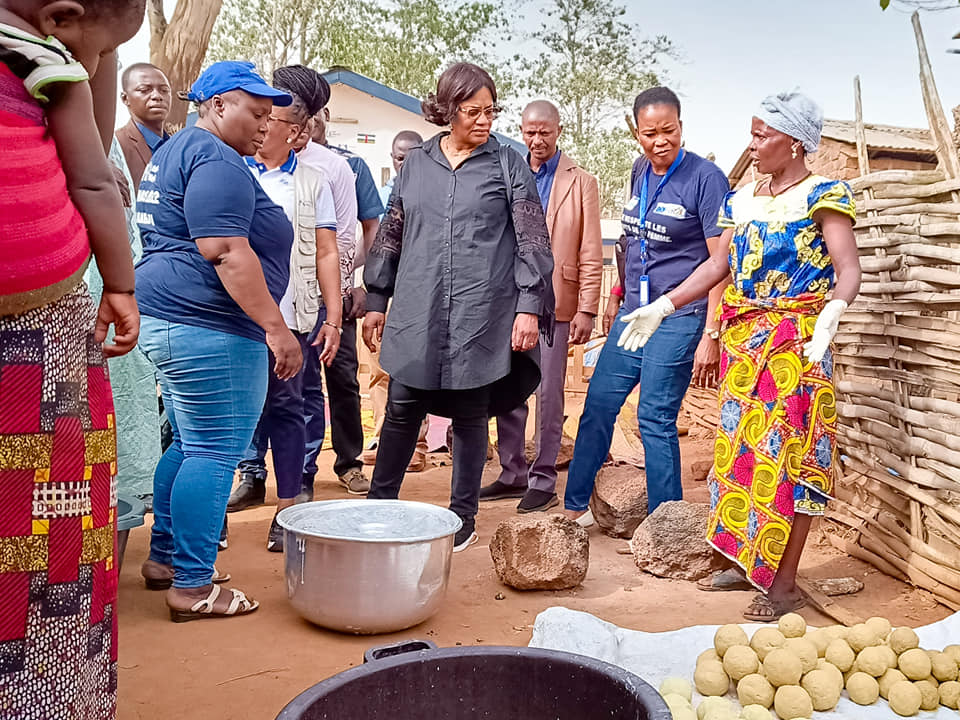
[880,0,960,9]
[516,0,673,216]
[148,0,224,127]
[207,0,505,99]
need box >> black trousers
[302,303,364,479]
[368,380,490,520]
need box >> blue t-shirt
[328,145,385,221]
[620,151,728,316]
[134,127,294,343]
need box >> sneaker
[136,493,154,514]
[227,473,266,512]
[453,517,478,553]
[339,468,370,495]
[218,516,229,551]
[517,489,559,513]
[266,515,283,553]
[573,509,595,528]
[294,474,315,504]
[478,479,526,502]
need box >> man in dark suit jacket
[115,63,171,186]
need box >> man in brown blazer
[115,62,171,187]
[481,100,603,512]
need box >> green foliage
[208,0,504,96]
[879,0,960,9]
[515,0,673,216]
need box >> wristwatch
[703,327,720,340]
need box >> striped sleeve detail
[0,24,88,103]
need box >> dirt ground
[116,410,951,720]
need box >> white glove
[803,299,848,363]
[617,295,676,352]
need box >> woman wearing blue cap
[135,61,301,621]
[618,90,861,621]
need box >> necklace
[760,171,812,197]
[442,136,472,157]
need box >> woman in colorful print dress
[617,90,861,622]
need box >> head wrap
[756,90,823,154]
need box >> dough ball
[847,623,880,653]
[930,650,958,682]
[722,644,759,682]
[939,680,960,709]
[698,648,722,666]
[805,628,831,657]
[714,624,750,658]
[702,707,738,720]
[694,660,730,697]
[738,705,772,720]
[773,685,813,720]
[672,707,697,720]
[763,648,802,687]
[914,679,940,711]
[824,624,849,641]
[660,677,693,702]
[737,673,775,709]
[800,668,841,711]
[888,627,920,655]
[750,628,786,662]
[784,637,818,674]
[879,668,908,699]
[696,696,733,720]
[778,613,806,639]
[663,692,692,717]
[898,648,932,681]
[857,646,893,677]
[888,680,922,717]
[865,616,892,640]
[815,659,844,688]
[845,672,880,705]
[824,639,855,672]
[943,644,960,666]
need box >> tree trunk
[148,0,224,128]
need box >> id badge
[639,275,650,307]
[625,195,640,212]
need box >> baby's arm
[46,79,139,356]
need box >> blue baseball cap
[186,61,292,106]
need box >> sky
[116,0,960,173]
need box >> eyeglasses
[457,105,501,121]
[268,116,298,125]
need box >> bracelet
[323,321,342,334]
[104,287,135,295]
[610,285,624,299]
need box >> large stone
[589,464,648,539]
[630,500,727,581]
[525,432,575,469]
[490,515,589,590]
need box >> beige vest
[290,162,326,333]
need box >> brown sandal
[168,584,259,623]
[697,568,753,592]
[742,592,806,623]
[143,564,231,591]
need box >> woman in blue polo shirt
[135,62,301,621]
[563,86,729,524]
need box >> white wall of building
[324,84,442,188]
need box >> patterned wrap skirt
[706,287,836,592]
[0,284,118,720]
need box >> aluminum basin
[276,500,462,634]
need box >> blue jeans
[138,316,267,588]
[564,309,704,514]
[237,331,310,499]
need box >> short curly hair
[421,62,497,127]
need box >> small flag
[357,133,376,144]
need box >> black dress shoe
[478,480,527,502]
[294,474,315,504]
[227,473,266,512]
[517,489,560,513]
[266,515,284,553]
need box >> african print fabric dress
[706,175,855,591]
[0,25,118,720]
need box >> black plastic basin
[276,643,670,719]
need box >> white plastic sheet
[530,606,960,718]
